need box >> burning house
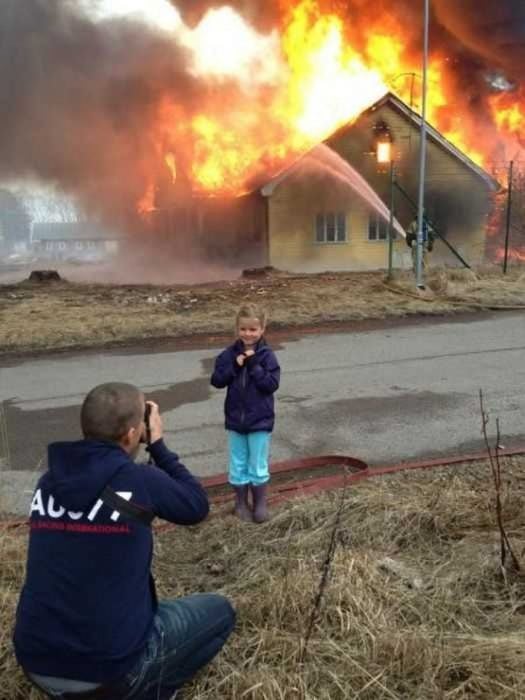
[262,93,500,273]
[1,0,524,275]
[151,92,500,273]
[324,93,500,268]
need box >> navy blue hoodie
[13,439,208,683]
[211,338,280,433]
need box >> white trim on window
[315,212,347,244]
[368,214,393,242]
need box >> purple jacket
[210,338,280,433]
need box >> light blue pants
[228,430,271,486]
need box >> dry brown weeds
[2,458,525,699]
[0,268,524,356]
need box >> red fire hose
[3,445,525,533]
[202,445,525,508]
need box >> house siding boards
[327,98,491,267]
[268,174,409,272]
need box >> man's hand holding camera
[143,401,163,446]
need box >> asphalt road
[1,311,525,514]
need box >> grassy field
[2,456,525,699]
[0,267,524,356]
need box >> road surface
[1,311,524,514]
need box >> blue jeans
[123,594,235,700]
[228,430,271,486]
[28,594,235,700]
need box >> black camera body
[144,403,152,446]
[139,403,152,446]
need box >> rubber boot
[251,483,270,523]
[233,485,252,522]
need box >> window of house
[76,241,84,250]
[315,212,347,243]
[368,215,394,241]
[58,242,66,250]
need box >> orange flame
[164,152,177,183]
[490,92,525,137]
[139,0,525,205]
[137,183,156,214]
[495,247,525,264]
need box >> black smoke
[432,0,525,83]
[1,0,523,224]
[0,0,197,223]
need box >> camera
[141,403,152,445]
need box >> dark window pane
[336,213,346,241]
[326,213,336,242]
[368,216,377,240]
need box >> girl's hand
[244,349,255,358]
[236,354,246,367]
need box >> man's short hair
[81,383,144,442]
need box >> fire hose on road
[0,445,525,532]
[201,445,525,509]
[3,445,525,533]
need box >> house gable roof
[328,91,499,191]
[261,91,499,195]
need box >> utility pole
[415,0,430,289]
[503,160,514,274]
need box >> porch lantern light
[372,120,396,280]
[374,121,393,165]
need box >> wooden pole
[503,160,514,275]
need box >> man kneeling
[13,382,235,700]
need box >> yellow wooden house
[260,92,498,273]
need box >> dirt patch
[2,456,525,699]
[0,267,524,356]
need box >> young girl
[211,303,280,523]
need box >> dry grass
[390,267,525,307]
[2,457,525,699]
[0,267,524,356]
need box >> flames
[490,90,525,140]
[495,248,525,264]
[141,0,525,203]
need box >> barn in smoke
[149,91,499,273]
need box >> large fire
[140,0,525,203]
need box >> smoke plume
[1,0,523,231]
[433,0,525,81]
[0,0,197,223]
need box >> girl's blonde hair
[236,303,267,328]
